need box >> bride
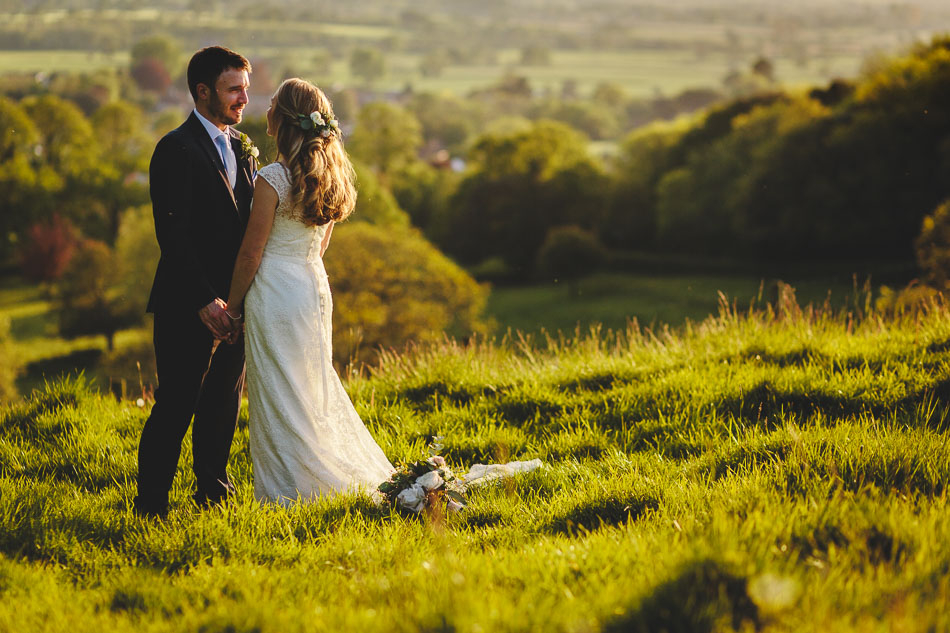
[224,78,394,504]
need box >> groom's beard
[209,92,243,126]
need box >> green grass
[1,295,949,631]
[0,279,150,396]
[486,272,861,336]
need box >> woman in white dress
[224,78,394,505]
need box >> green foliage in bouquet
[377,435,467,513]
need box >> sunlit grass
[2,295,948,631]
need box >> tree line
[319,37,950,283]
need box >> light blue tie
[215,134,236,188]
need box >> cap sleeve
[257,163,290,205]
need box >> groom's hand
[225,320,243,345]
[199,298,231,339]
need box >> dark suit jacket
[146,112,255,313]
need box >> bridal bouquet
[378,436,467,514]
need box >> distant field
[0,50,128,73]
[0,45,862,99]
[263,47,863,98]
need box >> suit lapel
[185,113,238,211]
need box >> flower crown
[294,110,340,139]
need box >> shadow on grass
[784,521,912,567]
[603,559,759,633]
[548,493,659,535]
[717,376,950,431]
[1,375,89,440]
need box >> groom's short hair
[187,46,251,101]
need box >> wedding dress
[245,163,394,505]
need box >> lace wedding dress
[245,163,394,505]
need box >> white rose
[249,146,260,158]
[320,128,332,138]
[328,118,339,129]
[416,470,444,491]
[396,484,426,513]
[310,112,324,126]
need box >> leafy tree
[915,199,950,289]
[351,159,410,227]
[751,56,776,83]
[131,57,172,93]
[349,48,386,84]
[0,97,50,263]
[445,120,608,274]
[130,35,181,79]
[528,99,620,140]
[323,223,488,367]
[56,239,141,351]
[389,160,458,241]
[406,92,481,154]
[592,82,628,109]
[347,102,423,178]
[535,225,606,296]
[0,96,38,162]
[114,205,160,317]
[656,97,828,253]
[91,101,151,241]
[603,121,686,249]
[18,214,78,282]
[21,94,97,175]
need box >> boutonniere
[238,132,260,165]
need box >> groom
[134,46,255,517]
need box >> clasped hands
[198,298,243,344]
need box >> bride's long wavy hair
[272,78,357,226]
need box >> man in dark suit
[134,46,256,517]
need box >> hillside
[1,294,949,631]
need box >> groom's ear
[195,82,211,102]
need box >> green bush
[56,239,141,351]
[535,225,606,295]
[351,159,410,227]
[916,198,950,289]
[324,223,489,367]
[114,204,160,316]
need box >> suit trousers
[135,309,246,512]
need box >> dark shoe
[133,496,168,519]
[194,480,236,509]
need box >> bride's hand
[223,305,243,344]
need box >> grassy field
[1,292,948,631]
[255,47,864,99]
[0,50,129,74]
